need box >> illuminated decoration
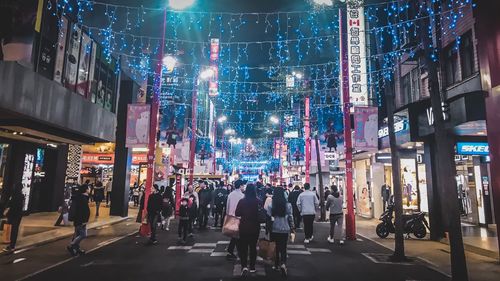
[347,0,368,106]
[209,38,219,97]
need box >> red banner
[82,153,114,164]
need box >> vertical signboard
[354,106,378,150]
[54,16,69,84]
[126,104,151,148]
[22,153,35,211]
[209,38,219,97]
[76,33,92,97]
[347,0,368,106]
[64,26,82,92]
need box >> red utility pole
[212,116,217,174]
[340,8,356,240]
[305,96,311,183]
[144,8,167,212]
[188,83,198,186]
[279,123,284,186]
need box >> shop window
[401,73,411,104]
[459,31,475,80]
[443,44,459,87]
[0,144,9,192]
[401,68,420,104]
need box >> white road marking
[193,243,217,247]
[13,258,27,264]
[188,248,214,254]
[167,246,192,250]
[14,247,33,255]
[307,248,332,253]
[287,244,306,249]
[287,250,311,255]
[210,252,227,257]
[217,241,230,245]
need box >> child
[178,198,190,244]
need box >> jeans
[71,224,87,249]
[271,232,288,266]
[8,216,22,249]
[178,219,189,241]
[329,214,344,240]
[198,205,209,229]
[302,214,315,239]
[227,237,238,255]
[148,214,159,241]
[106,192,112,206]
[213,206,225,227]
[237,234,258,269]
[292,206,301,228]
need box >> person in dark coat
[93,181,105,217]
[161,186,175,231]
[67,184,90,256]
[212,182,228,227]
[197,181,212,230]
[147,185,163,244]
[235,184,260,276]
[288,185,303,228]
[2,183,24,253]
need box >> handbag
[257,238,276,260]
[139,223,151,237]
[2,223,12,244]
[222,215,240,238]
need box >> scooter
[376,204,430,239]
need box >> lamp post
[270,116,284,186]
[188,68,215,186]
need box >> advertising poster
[126,104,151,148]
[347,0,368,106]
[90,45,101,103]
[97,48,108,106]
[22,153,35,211]
[196,137,212,163]
[76,33,92,96]
[54,16,69,84]
[64,26,82,92]
[288,138,304,165]
[401,158,419,211]
[354,106,378,150]
[87,39,97,98]
[105,58,117,110]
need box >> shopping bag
[139,223,151,237]
[258,238,276,260]
[222,215,240,238]
[2,223,12,244]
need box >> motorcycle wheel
[413,224,427,239]
[376,223,390,238]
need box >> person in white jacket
[225,179,246,260]
[297,183,319,243]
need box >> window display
[400,158,419,211]
[22,153,35,211]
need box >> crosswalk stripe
[217,241,230,245]
[188,249,214,253]
[288,250,311,255]
[308,248,332,253]
[210,252,228,257]
[167,246,192,250]
[193,243,217,247]
[287,244,306,249]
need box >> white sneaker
[310,235,314,242]
[339,240,345,245]
[304,239,310,244]
[241,267,249,276]
[327,237,334,243]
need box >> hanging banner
[209,38,219,97]
[126,104,151,148]
[54,16,69,83]
[347,0,368,106]
[64,26,82,92]
[354,106,378,150]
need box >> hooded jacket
[325,192,343,215]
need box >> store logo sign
[456,142,489,155]
[378,120,406,139]
[426,103,450,126]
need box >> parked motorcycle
[376,204,430,239]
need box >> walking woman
[93,181,105,217]
[2,183,24,253]
[266,187,294,277]
[235,183,260,276]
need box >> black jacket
[198,188,212,207]
[73,194,90,226]
[235,197,260,237]
[178,204,189,220]
[213,188,228,207]
[288,190,302,207]
[6,192,24,220]
[147,193,163,216]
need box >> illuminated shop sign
[347,0,368,106]
[456,142,489,155]
[378,120,407,139]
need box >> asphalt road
[0,217,450,281]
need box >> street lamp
[218,116,227,123]
[270,115,280,124]
[162,55,177,73]
[269,115,284,186]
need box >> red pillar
[279,123,284,186]
[213,117,217,174]
[144,8,167,212]
[305,96,311,183]
[188,83,198,186]
[340,8,356,240]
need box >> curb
[440,238,499,260]
[1,216,132,256]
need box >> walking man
[67,184,91,256]
[225,179,246,260]
[212,182,228,228]
[105,178,113,207]
[326,185,344,244]
[197,181,212,230]
[288,185,303,228]
[297,183,318,243]
[147,185,163,244]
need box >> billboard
[354,106,378,150]
[126,104,151,147]
[347,0,368,106]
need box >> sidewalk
[356,217,500,281]
[1,203,138,251]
